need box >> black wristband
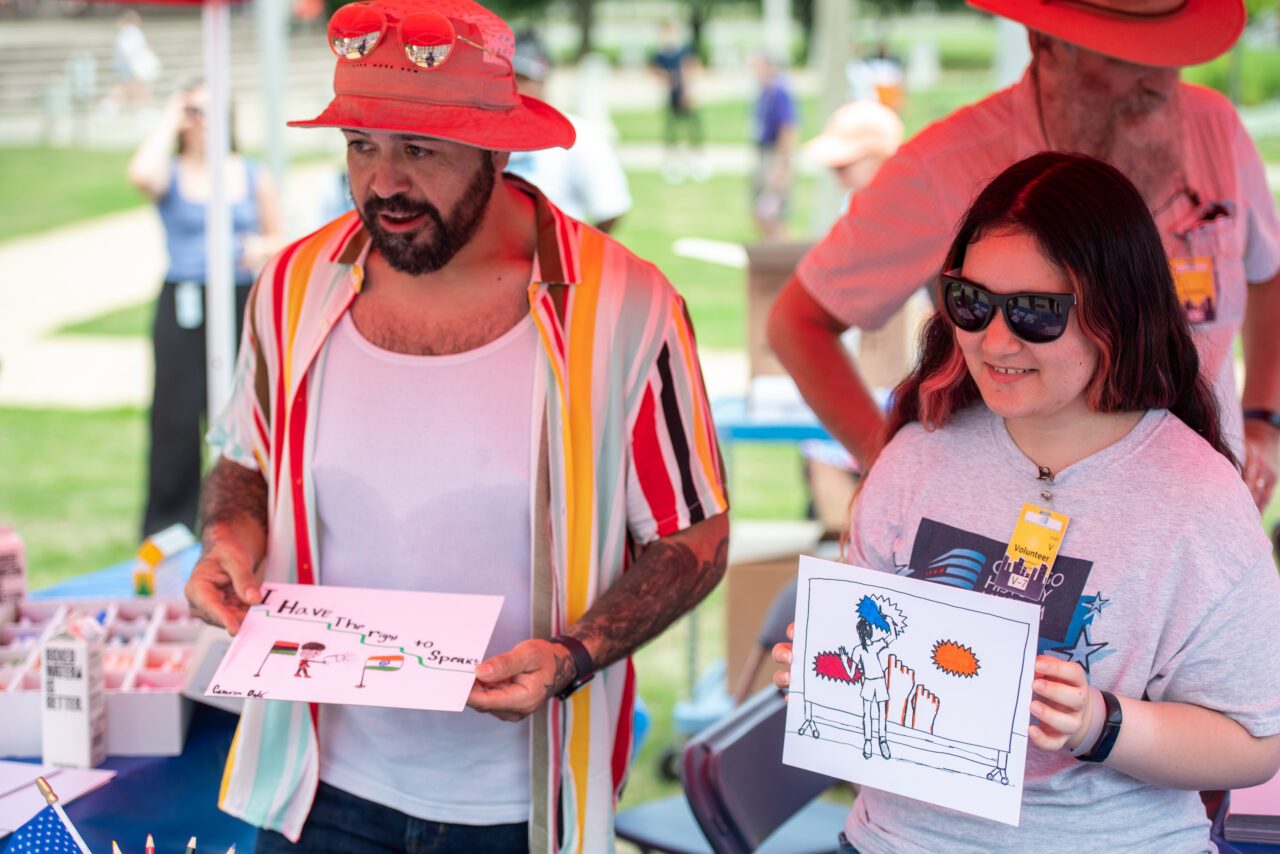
[550,635,595,700]
[1077,690,1122,763]
[1243,409,1280,430]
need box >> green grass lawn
[0,407,147,589]
[57,300,154,337]
[0,147,143,242]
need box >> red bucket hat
[289,0,575,151]
[967,0,1245,68]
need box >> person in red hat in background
[768,0,1280,513]
[182,1,729,850]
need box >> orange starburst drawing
[932,639,980,678]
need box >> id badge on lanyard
[993,503,1070,603]
[1170,200,1233,326]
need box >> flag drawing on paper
[255,639,300,677]
[358,654,404,688]
[2,804,86,854]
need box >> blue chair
[615,688,845,853]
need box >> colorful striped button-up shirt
[207,180,728,852]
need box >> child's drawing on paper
[253,638,356,679]
[295,641,326,677]
[806,595,908,760]
[784,557,1039,827]
[357,654,404,688]
[210,582,504,712]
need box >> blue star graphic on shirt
[1048,626,1112,674]
[1085,592,1110,617]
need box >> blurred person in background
[806,100,902,209]
[768,0,1280,514]
[127,81,283,538]
[650,19,706,183]
[750,52,798,239]
[506,31,633,234]
[846,40,905,113]
[108,8,160,112]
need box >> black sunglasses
[939,272,1077,344]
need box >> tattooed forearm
[198,457,269,539]
[569,514,729,670]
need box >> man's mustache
[364,193,438,221]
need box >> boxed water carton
[42,613,107,768]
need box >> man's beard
[1048,80,1184,208]
[357,155,496,275]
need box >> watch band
[1077,690,1123,763]
[1243,409,1280,430]
[550,635,595,700]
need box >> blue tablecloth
[4,547,258,853]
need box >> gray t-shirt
[843,406,1280,854]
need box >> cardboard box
[726,554,803,699]
[744,241,814,382]
[0,599,199,758]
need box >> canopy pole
[203,0,236,419]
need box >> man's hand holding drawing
[468,638,576,722]
[186,458,269,635]
[472,513,729,722]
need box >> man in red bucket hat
[184,1,729,850]
[769,0,1280,513]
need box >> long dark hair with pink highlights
[883,151,1235,467]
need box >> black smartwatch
[1077,690,1123,763]
[550,635,595,700]
[1243,409,1280,431]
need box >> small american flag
[3,805,84,854]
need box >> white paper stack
[0,761,115,835]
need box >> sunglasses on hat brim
[939,271,1077,344]
[327,3,497,70]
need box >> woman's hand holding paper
[1027,655,1091,752]
[771,621,795,690]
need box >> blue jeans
[254,781,529,853]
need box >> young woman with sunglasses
[774,152,1280,852]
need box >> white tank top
[313,310,537,824]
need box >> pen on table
[186,836,197,854]
[146,834,155,854]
